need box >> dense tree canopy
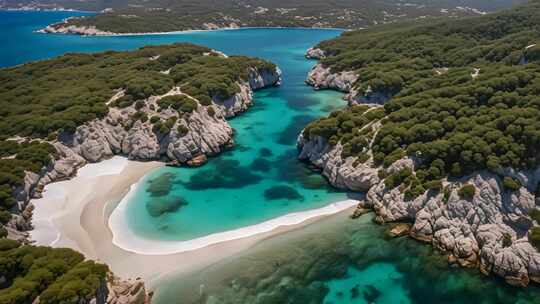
[0,43,275,139]
[0,239,108,304]
[310,0,540,173]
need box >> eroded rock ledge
[298,131,540,287]
[305,49,391,105]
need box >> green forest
[0,239,108,304]
[306,0,540,248]
[0,43,274,138]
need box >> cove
[1,10,349,245]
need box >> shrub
[458,184,476,199]
[0,224,7,238]
[207,106,216,117]
[177,125,189,137]
[530,209,540,223]
[529,227,540,251]
[0,210,11,224]
[424,180,443,192]
[150,116,161,124]
[158,95,198,113]
[503,176,521,191]
[134,100,145,110]
[0,238,19,250]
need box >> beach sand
[29,157,357,288]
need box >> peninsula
[300,0,540,286]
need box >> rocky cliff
[298,130,540,287]
[305,49,392,105]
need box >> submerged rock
[146,196,188,217]
[264,185,305,201]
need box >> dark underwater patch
[146,172,175,197]
[264,185,304,201]
[182,159,262,190]
[249,158,272,172]
[285,94,320,111]
[276,114,316,145]
[146,196,188,217]
[362,285,381,303]
[259,148,273,157]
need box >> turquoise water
[323,263,409,304]
[153,213,540,304]
[4,10,540,304]
[125,82,348,241]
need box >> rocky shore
[39,23,115,36]
[297,92,540,287]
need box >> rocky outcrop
[306,63,358,92]
[297,134,379,192]
[305,63,391,105]
[63,67,280,164]
[354,162,540,286]
[106,277,152,304]
[299,133,540,285]
[305,47,326,60]
[39,21,115,36]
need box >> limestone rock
[305,63,358,92]
[187,154,208,167]
[297,134,379,191]
[363,168,540,285]
[305,47,326,60]
[107,277,152,304]
[387,223,412,238]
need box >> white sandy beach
[29,156,358,287]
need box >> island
[0,43,281,303]
[300,0,540,287]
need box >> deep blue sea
[3,10,540,304]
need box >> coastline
[109,193,358,255]
[0,8,96,13]
[36,25,347,37]
[29,154,358,285]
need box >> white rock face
[297,134,379,192]
[62,67,281,164]
[306,63,358,92]
[305,47,327,59]
[305,63,391,105]
[39,24,115,36]
[363,168,540,286]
